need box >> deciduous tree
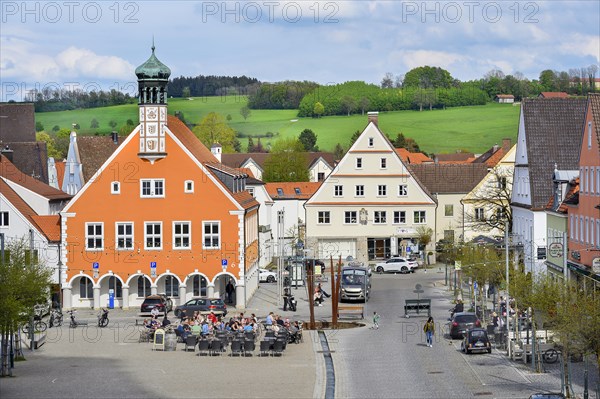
[192,112,236,152]
[298,129,317,151]
[262,138,309,182]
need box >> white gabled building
[511,98,587,274]
[305,113,437,264]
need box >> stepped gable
[522,98,587,210]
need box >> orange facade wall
[64,130,243,283]
[569,103,600,267]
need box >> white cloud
[55,47,134,80]
[559,33,600,60]
[401,50,466,71]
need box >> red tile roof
[0,155,72,201]
[539,92,569,99]
[394,148,433,164]
[166,115,259,210]
[0,179,60,242]
[265,182,322,199]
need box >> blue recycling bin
[108,289,115,309]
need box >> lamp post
[57,244,63,311]
[505,222,511,358]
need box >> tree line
[26,88,134,112]
[168,75,260,97]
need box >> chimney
[502,138,511,153]
[367,111,379,127]
[111,131,119,144]
[1,145,13,163]
[211,142,222,162]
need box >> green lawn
[35,97,520,154]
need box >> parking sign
[150,261,157,277]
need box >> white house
[305,112,437,264]
[511,98,587,274]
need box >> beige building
[305,113,437,264]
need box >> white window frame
[355,185,364,197]
[356,157,363,169]
[247,187,255,197]
[588,121,593,149]
[380,158,387,169]
[115,222,134,250]
[318,211,331,224]
[202,221,221,249]
[85,222,103,251]
[398,184,408,196]
[374,211,387,224]
[475,208,485,221]
[164,275,179,297]
[414,211,426,224]
[111,181,120,194]
[377,185,387,197]
[368,137,374,147]
[184,180,194,193]
[393,211,406,224]
[344,211,357,224]
[0,211,8,227]
[79,278,93,299]
[144,222,163,250]
[173,221,191,250]
[140,179,165,198]
[334,185,343,197]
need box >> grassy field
[35,96,520,154]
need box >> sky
[1,0,599,101]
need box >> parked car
[259,268,277,283]
[449,312,481,339]
[374,257,417,273]
[461,327,492,354]
[140,294,173,314]
[174,298,227,318]
[528,394,565,399]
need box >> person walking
[371,311,380,330]
[225,280,235,304]
[423,317,435,347]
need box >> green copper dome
[135,45,171,80]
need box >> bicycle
[542,348,559,364]
[21,320,48,335]
[49,309,63,327]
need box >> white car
[374,257,417,274]
[259,268,277,283]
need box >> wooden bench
[337,305,364,319]
[403,299,431,318]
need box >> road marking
[458,346,487,386]
[51,378,57,384]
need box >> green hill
[35,96,519,154]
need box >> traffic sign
[150,262,157,268]
[221,259,228,266]
[93,262,99,269]
[454,261,462,271]
[150,261,157,278]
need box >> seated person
[314,291,324,306]
[161,316,171,328]
[177,323,190,340]
[265,312,274,328]
[207,312,218,324]
[243,323,254,332]
[276,315,285,326]
[201,322,210,336]
[190,322,201,336]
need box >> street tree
[298,129,317,151]
[240,106,251,121]
[262,138,309,182]
[192,112,236,152]
[0,238,53,376]
[461,167,513,235]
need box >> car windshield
[456,315,478,323]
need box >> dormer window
[111,181,120,194]
[277,188,284,196]
[368,137,374,147]
[185,180,194,193]
[294,188,301,195]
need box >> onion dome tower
[136,41,171,163]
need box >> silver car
[374,257,417,273]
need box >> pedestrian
[225,280,235,304]
[283,287,291,311]
[423,317,435,347]
[371,311,380,330]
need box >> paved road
[330,270,599,399]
